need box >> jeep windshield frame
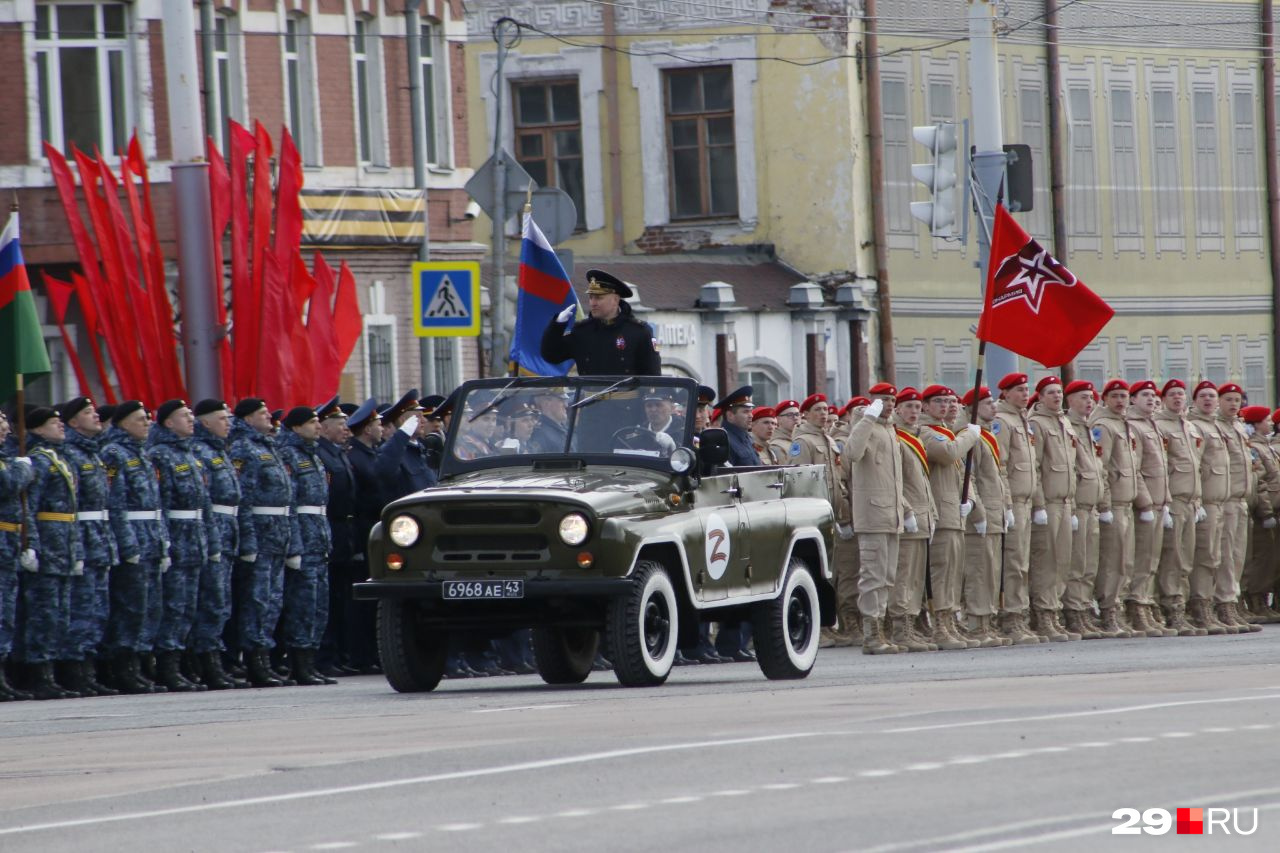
[437,376,698,479]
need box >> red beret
[998,372,1029,391]
[895,387,921,404]
[1218,382,1244,397]
[1028,392,1039,407]
[961,386,991,406]
[710,407,722,423]
[1193,380,1218,398]
[1272,409,1280,425]
[1129,380,1157,396]
[1160,379,1185,397]
[868,382,897,397]
[1064,380,1094,397]
[774,399,800,415]
[1102,379,1130,397]
[799,393,828,413]
[849,396,870,408]
[751,406,776,421]
[1035,376,1062,393]
[1241,405,1270,424]
[921,384,952,401]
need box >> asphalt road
[1,631,1278,853]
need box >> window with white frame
[1108,85,1142,242]
[1191,88,1223,243]
[419,21,450,167]
[209,11,243,154]
[664,66,737,220]
[1066,85,1099,240]
[1151,88,1183,241]
[366,323,395,401]
[34,1,132,155]
[353,16,387,167]
[284,13,320,165]
[1015,76,1051,240]
[881,75,914,240]
[1198,336,1230,384]
[1232,88,1261,244]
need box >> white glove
[1099,510,1114,524]
[836,523,854,541]
[1195,506,1207,524]
[1162,507,1174,530]
[975,520,988,536]
[72,560,84,575]
[965,423,981,438]
[556,304,576,323]
[1004,508,1015,530]
[210,552,222,563]
[1138,509,1155,523]
[1032,508,1049,525]
[240,552,257,563]
[11,456,31,469]
[125,554,140,565]
[864,399,884,420]
[903,513,918,534]
[1265,517,1278,530]
[285,555,302,569]
[159,556,172,573]
[19,549,38,571]
[1071,514,1079,532]
[960,500,974,519]
[399,414,421,437]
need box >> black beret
[270,409,283,424]
[96,404,117,423]
[193,398,228,417]
[59,396,94,422]
[283,406,318,428]
[585,268,633,299]
[155,399,188,426]
[111,400,146,425]
[347,397,380,432]
[26,406,60,430]
[233,398,267,419]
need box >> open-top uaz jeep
[355,376,835,691]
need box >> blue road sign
[412,261,481,337]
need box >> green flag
[0,211,53,402]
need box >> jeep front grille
[434,534,549,562]
[442,505,541,526]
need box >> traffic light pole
[969,0,1016,381]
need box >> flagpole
[10,196,29,550]
[959,339,986,505]
[507,186,535,378]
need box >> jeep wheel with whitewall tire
[751,557,820,680]
[532,626,599,684]
[377,599,447,693]
[606,561,679,686]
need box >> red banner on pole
[228,120,256,399]
[308,254,341,403]
[41,273,93,397]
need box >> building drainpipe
[406,1,435,389]
[199,1,216,140]
[603,1,625,253]
[1263,1,1280,398]
[1044,0,1073,383]
[862,0,894,382]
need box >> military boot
[1098,607,1128,638]
[945,611,982,648]
[1030,608,1068,642]
[1163,600,1205,637]
[1051,610,1082,641]
[996,612,1036,645]
[247,648,285,687]
[960,613,1001,648]
[290,648,330,685]
[1122,600,1157,637]
[889,616,932,652]
[1227,602,1262,633]
[0,656,33,700]
[155,651,199,692]
[55,660,90,698]
[979,615,1013,646]
[1187,598,1226,635]
[29,662,70,700]
[1239,597,1267,627]
[306,649,337,684]
[1257,594,1280,623]
[1146,604,1178,637]
[108,650,145,694]
[906,616,940,651]
[199,652,240,690]
[83,659,118,696]
[818,627,842,649]
[927,610,970,650]
[1063,609,1099,640]
[862,618,900,654]
[1212,603,1244,634]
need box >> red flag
[273,129,305,270]
[41,273,92,396]
[228,120,256,399]
[71,271,118,403]
[207,137,234,400]
[245,121,275,399]
[333,261,362,370]
[307,254,340,402]
[256,252,295,408]
[287,253,315,408]
[976,205,1114,368]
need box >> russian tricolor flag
[509,211,578,376]
[0,211,53,401]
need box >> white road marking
[1117,736,1152,743]
[555,809,595,818]
[472,704,578,714]
[310,843,358,850]
[904,763,944,771]
[436,823,481,832]
[810,777,849,784]
[760,783,802,790]
[1201,726,1234,733]
[884,692,1280,733]
[711,789,751,796]
[858,769,897,777]
[1073,742,1111,748]
[0,731,821,836]
[1030,746,1070,753]
[946,756,990,765]
[608,803,649,811]
[1242,723,1272,730]
[659,796,702,805]
[1160,731,1194,738]
[374,832,422,841]
[496,816,541,825]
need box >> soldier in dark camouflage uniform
[0,411,34,700]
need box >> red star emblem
[990,241,1077,315]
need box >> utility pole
[406,1,435,390]
[969,0,1016,381]
[489,18,520,378]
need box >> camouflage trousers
[190,560,232,654]
[105,563,149,652]
[16,573,69,663]
[139,564,165,650]
[63,564,111,658]
[0,569,18,656]
[280,557,330,649]
[235,554,285,651]
[156,563,200,652]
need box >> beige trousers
[929,529,964,611]
[1063,506,1099,611]
[1218,499,1249,603]
[1095,502,1134,609]
[963,531,1002,617]
[1029,501,1072,611]
[857,532,900,619]
[1156,497,1196,604]
[888,537,928,617]
[1128,507,1165,605]
[1243,517,1277,596]
[832,535,861,625]
[1000,497,1033,614]
[1190,502,1223,602]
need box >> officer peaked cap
[585,268,632,299]
[347,398,380,433]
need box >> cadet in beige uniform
[769,400,801,465]
[1216,383,1261,633]
[1126,380,1177,637]
[842,383,908,654]
[749,406,782,465]
[961,386,1013,646]
[1188,381,1236,635]
[1064,381,1107,639]
[993,373,1042,644]
[1028,376,1079,641]
[1092,379,1152,637]
[1153,379,1207,636]
[919,385,982,649]
[885,388,938,652]
[1239,405,1279,623]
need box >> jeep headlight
[558,512,590,546]
[388,514,420,547]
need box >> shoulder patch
[174,463,191,473]
[934,433,947,442]
[1091,426,1103,443]
[990,420,1000,435]
[80,463,95,471]
[1027,423,1035,434]
[790,441,802,457]
[258,453,273,461]
[126,458,141,468]
[211,456,224,466]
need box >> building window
[513,79,585,231]
[366,323,395,401]
[1066,86,1099,238]
[738,369,779,408]
[418,21,450,167]
[1192,89,1222,238]
[1151,89,1182,239]
[209,11,243,153]
[664,67,737,219]
[34,1,131,155]
[1017,81,1051,240]
[352,17,386,166]
[284,13,320,165]
[881,77,913,237]
[1108,86,1142,239]
[1232,90,1261,239]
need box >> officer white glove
[1138,509,1155,523]
[556,305,576,324]
[210,552,222,563]
[72,560,84,575]
[965,423,981,438]
[835,523,854,541]
[160,556,172,573]
[1032,508,1049,526]
[11,456,31,470]
[1195,506,1207,524]
[285,555,302,569]
[864,398,884,420]
[240,553,257,564]
[1099,510,1114,524]
[903,513,918,534]
[1071,514,1079,532]
[125,554,140,565]
[398,414,421,437]
[960,500,974,519]
[975,520,988,536]
[19,549,38,572]
[1004,508,1016,530]
[1162,507,1174,530]
[1265,517,1279,530]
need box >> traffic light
[910,122,958,237]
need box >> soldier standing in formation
[1125,381,1175,637]
[0,411,34,700]
[1241,406,1280,621]
[1217,384,1261,633]
[993,374,1042,644]
[960,386,1012,647]
[1027,376,1077,642]
[1153,380,1205,636]
[1065,381,1108,639]
[885,387,935,653]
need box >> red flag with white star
[976,204,1114,368]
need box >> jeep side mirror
[698,428,730,475]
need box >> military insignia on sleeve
[233,459,244,471]
[790,441,802,457]
[298,460,313,469]
[1091,426,1103,444]
[259,453,273,461]
[616,336,626,350]
[80,463,95,472]
[175,463,190,473]
[991,421,1001,435]
[211,456,223,467]
[126,458,141,468]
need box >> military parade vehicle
[355,376,835,691]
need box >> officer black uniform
[344,398,381,671]
[539,269,661,376]
[375,390,437,502]
[717,386,759,467]
[313,397,359,675]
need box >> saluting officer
[1153,380,1206,636]
[886,387,937,653]
[1125,380,1176,637]
[960,386,1013,647]
[1027,376,1078,642]
[375,390,436,503]
[1064,381,1109,639]
[992,373,1041,645]
[0,411,35,701]
[1216,383,1261,633]
[1188,381,1235,635]
[540,269,661,376]
[343,398,382,673]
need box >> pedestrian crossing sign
[412,261,482,337]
